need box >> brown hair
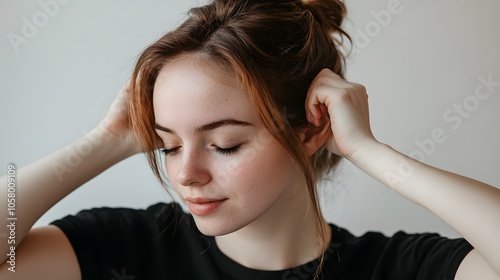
[129,0,349,277]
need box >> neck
[214,184,331,271]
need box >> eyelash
[160,145,242,156]
[161,147,180,156]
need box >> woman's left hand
[305,68,377,158]
[306,71,500,279]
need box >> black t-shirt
[51,202,473,280]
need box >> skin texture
[153,56,299,235]
[153,56,330,269]
[1,60,499,279]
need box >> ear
[299,118,331,156]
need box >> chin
[192,215,245,236]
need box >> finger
[305,69,351,125]
[305,91,323,126]
[305,75,329,124]
[305,86,321,125]
[319,104,329,116]
[306,86,337,127]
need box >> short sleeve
[50,203,188,280]
[329,225,474,279]
[373,231,474,279]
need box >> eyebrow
[154,118,253,134]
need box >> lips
[186,197,227,204]
[185,197,227,216]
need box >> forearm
[348,141,500,275]
[0,127,135,263]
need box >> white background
[1,0,499,238]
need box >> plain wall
[1,0,499,238]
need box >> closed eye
[214,144,241,155]
[161,147,180,156]
[161,145,242,156]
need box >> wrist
[87,126,140,160]
[345,138,388,165]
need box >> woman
[1,0,499,279]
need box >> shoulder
[51,202,187,232]
[50,202,199,248]
[54,201,184,219]
[330,224,471,257]
[49,202,205,279]
[327,224,473,279]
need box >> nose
[175,148,211,187]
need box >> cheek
[216,140,296,198]
[163,157,173,179]
[210,156,246,191]
[163,158,182,190]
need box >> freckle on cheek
[242,146,259,162]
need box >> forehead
[153,55,258,130]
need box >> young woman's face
[153,56,303,236]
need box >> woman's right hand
[0,82,146,272]
[98,82,142,156]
